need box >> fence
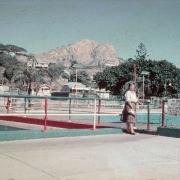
[0,94,124,131]
[161,99,180,128]
[0,94,178,132]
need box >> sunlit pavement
[0,134,180,180]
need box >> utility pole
[141,71,149,103]
[75,68,77,94]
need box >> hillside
[35,40,121,72]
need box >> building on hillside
[61,82,110,99]
[61,82,90,97]
[95,89,110,99]
[0,85,9,94]
[35,62,48,69]
[37,84,51,96]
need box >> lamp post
[72,64,85,94]
[164,79,172,97]
[164,80,167,97]
[141,71,149,103]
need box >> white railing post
[93,98,97,130]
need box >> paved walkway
[0,134,180,180]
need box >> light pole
[72,64,85,95]
[164,80,167,97]
[141,71,149,103]
[164,79,172,97]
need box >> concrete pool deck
[0,134,180,180]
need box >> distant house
[0,85,9,94]
[95,89,110,99]
[61,82,90,97]
[37,84,51,96]
[104,63,117,67]
[61,82,110,99]
[35,62,48,69]
[2,87,19,96]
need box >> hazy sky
[0,0,180,67]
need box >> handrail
[0,94,122,101]
[0,94,163,131]
[0,94,122,131]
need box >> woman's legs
[129,123,135,134]
[127,122,135,134]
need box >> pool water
[98,113,162,123]
[54,112,180,127]
[100,113,180,126]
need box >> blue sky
[0,0,180,67]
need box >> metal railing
[1,94,174,132]
[161,99,180,128]
[0,94,123,131]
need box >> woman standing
[124,83,138,135]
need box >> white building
[61,82,90,97]
[37,84,51,96]
[35,62,48,69]
[0,85,9,94]
[95,89,110,99]
[61,82,110,98]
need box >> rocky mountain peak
[35,39,120,68]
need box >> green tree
[2,54,27,85]
[135,42,148,60]
[70,70,91,86]
[94,60,134,94]
[48,63,65,81]
[94,58,180,97]
[0,44,28,89]
[0,44,27,53]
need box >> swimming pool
[99,113,180,127]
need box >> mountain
[35,39,120,68]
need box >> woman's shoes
[126,130,136,135]
[131,132,136,135]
